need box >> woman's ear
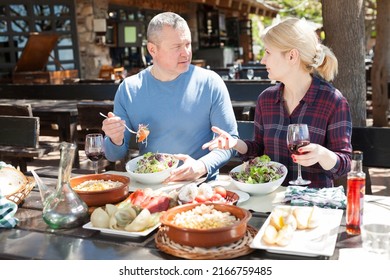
[288,49,299,63]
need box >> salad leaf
[135,152,177,174]
[230,155,285,184]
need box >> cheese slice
[0,166,28,196]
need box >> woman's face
[148,25,192,80]
[261,44,290,82]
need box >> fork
[99,112,137,134]
[367,200,390,211]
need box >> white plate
[231,190,250,204]
[83,222,160,237]
[250,206,343,257]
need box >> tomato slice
[136,125,150,143]
[214,186,227,198]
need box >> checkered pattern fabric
[0,194,18,228]
[282,185,347,209]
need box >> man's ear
[147,42,156,57]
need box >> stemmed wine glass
[247,68,254,80]
[286,124,311,185]
[85,133,104,174]
[228,66,236,80]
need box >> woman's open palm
[202,126,237,150]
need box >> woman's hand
[163,154,206,182]
[101,112,126,146]
[202,126,248,154]
[292,143,337,170]
[202,126,238,150]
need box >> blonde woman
[203,18,352,188]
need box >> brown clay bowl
[69,174,130,207]
[160,203,252,248]
[225,190,240,205]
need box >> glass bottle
[346,150,365,235]
[42,142,89,229]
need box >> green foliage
[251,0,323,60]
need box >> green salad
[230,155,285,184]
[135,152,177,174]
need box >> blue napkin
[0,194,19,228]
[282,185,347,209]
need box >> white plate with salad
[125,152,179,185]
[229,155,287,195]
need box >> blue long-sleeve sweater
[104,64,238,180]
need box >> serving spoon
[99,112,137,134]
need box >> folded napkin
[282,185,347,209]
[0,194,19,228]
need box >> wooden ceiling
[108,0,279,18]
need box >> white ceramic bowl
[125,153,179,185]
[229,161,287,195]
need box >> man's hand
[164,154,207,183]
[101,112,126,145]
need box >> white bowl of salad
[229,155,287,195]
[125,152,179,185]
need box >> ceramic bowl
[125,153,179,185]
[229,161,287,195]
[69,174,130,207]
[160,203,252,248]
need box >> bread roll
[293,207,311,229]
[276,224,295,246]
[0,166,28,196]
[269,207,293,230]
[293,206,321,230]
[307,206,321,229]
[262,224,278,245]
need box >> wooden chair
[0,103,33,116]
[76,101,113,150]
[76,101,139,171]
[0,116,59,172]
[334,126,390,194]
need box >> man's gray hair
[147,12,189,44]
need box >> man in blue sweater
[102,12,237,182]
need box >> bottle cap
[352,150,363,161]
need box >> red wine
[288,140,310,155]
[86,152,104,161]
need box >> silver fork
[367,200,390,211]
[99,112,137,134]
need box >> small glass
[228,66,236,80]
[247,69,254,80]
[287,124,311,185]
[85,133,104,174]
[361,224,390,258]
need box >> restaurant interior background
[0,0,279,83]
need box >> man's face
[148,25,192,79]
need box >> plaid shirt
[241,75,352,188]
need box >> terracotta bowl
[160,203,252,248]
[225,190,240,205]
[69,174,130,207]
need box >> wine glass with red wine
[85,133,104,174]
[287,124,311,185]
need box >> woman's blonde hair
[262,18,338,81]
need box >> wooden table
[1,171,387,260]
[0,99,79,142]
[0,99,113,167]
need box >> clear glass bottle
[346,150,365,235]
[42,142,89,229]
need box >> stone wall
[74,0,198,79]
[76,0,111,79]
